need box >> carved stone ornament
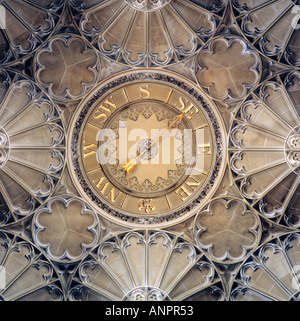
[231,232,300,301]
[35,35,100,100]
[1,0,300,302]
[33,197,99,262]
[229,72,300,228]
[196,197,261,263]
[0,231,63,301]
[71,0,227,66]
[68,230,225,301]
[0,70,66,226]
[68,70,226,227]
[196,36,261,101]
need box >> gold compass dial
[69,72,224,225]
[100,100,195,198]
[79,80,215,217]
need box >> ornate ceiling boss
[0,0,300,302]
[68,70,226,227]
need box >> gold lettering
[176,97,198,119]
[94,96,117,121]
[185,177,201,190]
[93,176,121,203]
[99,96,117,113]
[140,85,150,99]
[106,187,121,202]
[84,140,97,157]
[93,176,107,191]
[175,177,200,201]
[93,112,106,122]
[197,142,211,155]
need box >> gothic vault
[0,0,300,301]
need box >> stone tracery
[0,0,299,301]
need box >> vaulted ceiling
[0,0,300,301]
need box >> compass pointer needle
[121,112,185,174]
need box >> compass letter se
[292,5,300,30]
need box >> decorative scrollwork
[72,0,226,67]
[68,231,224,301]
[0,232,63,301]
[0,71,66,226]
[229,72,300,228]
[33,197,99,262]
[196,36,261,101]
[35,35,99,100]
[231,233,300,301]
[196,198,260,263]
